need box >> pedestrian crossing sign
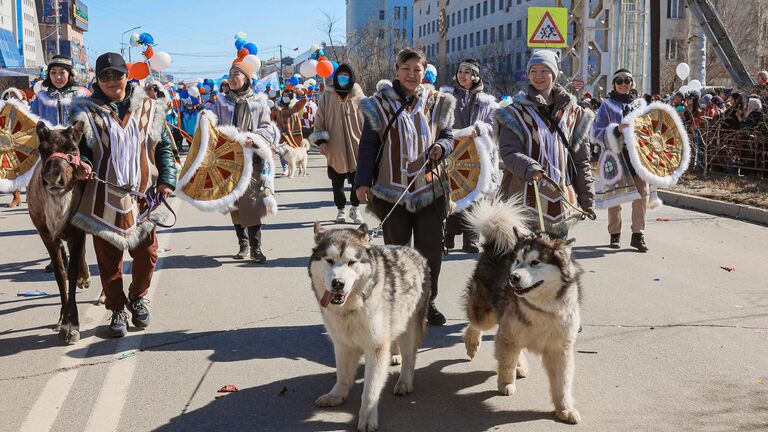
[527,7,568,48]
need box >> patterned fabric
[31,86,89,126]
[301,100,317,129]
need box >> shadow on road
[154,358,554,432]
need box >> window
[516,19,522,38]
[516,52,522,71]
[470,6,473,20]
[667,0,685,19]
[394,6,400,19]
[500,0,505,10]
[484,1,489,16]
[418,26,422,37]
[403,6,407,19]
[507,53,512,72]
[518,0,522,4]
[452,12,456,26]
[463,34,468,49]
[463,8,467,22]
[476,4,480,18]
[476,31,481,46]
[491,0,495,13]
[379,10,385,20]
[470,34,474,48]
[507,23,512,40]
[665,39,682,60]
[490,27,495,43]
[498,25,503,40]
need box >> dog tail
[465,198,531,255]
[300,138,311,150]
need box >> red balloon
[143,45,154,59]
[237,48,249,58]
[128,62,150,80]
[316,60,334,78]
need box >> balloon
[148,51,172,72]
[234,31,247,40]
[679,85,689,95]
[242,54,261,71]
[235,38,246,50]
[180,89,189,99]
[268,89,277,97]
[426,63,437,76]
[289,76,300,86]
[187,86,200,98]
[300,60,317,78]
[676,63,690,80]
[127,62,150,80]
[129,33,140,47]
[688,79,702,91]
[318,49,325,56]
[306,78,317,87]
[330,61,338,74]
[138,32,155,46]
[33,80,43,94]
[267,99,274,109]
[237,48,249,58]
[202,84,212,93]
[244,42,258,55]
[316,60,334,78]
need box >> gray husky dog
[309,222,430,432]
[462,199,584,424]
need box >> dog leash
[45,152,177,228]
[368,158,431,239]
[534,173,597,221]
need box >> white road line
[19,199,179,432]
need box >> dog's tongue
[320,290,335,308]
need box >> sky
[83,0,347,81]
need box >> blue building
[346,0,413,44]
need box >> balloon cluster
[126,32,172,80]
[424,64,438,85]
[233,32,262,72]
[300,47,338,79]
[675,62,703,96]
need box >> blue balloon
[243,42,258,55]
[318,49,325,56]
[330,61,339,77]
[180,89,189,99]
[289,76,300,86]
[310,53,317,60]
[235,38,246,50]
[308,85,315,91]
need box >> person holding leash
[355,48,456,326]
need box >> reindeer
[27,121,92,344]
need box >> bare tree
[318,10,344,64]
[343,22,410,95]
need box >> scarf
[452,78,485,126]
[228,84,254,132]
[609,91,635,116]
[389,80,430,164]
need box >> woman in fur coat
[495,50,595,238]
[355,48,456,326]
[591,69,660,252]
[212,61,279,263]
[441,59,499,253]
[309,63,366,225]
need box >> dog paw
[515,365,529,378]
[315,392,345,407]
[97,291,106,305]
[391,354,402,365]
[555,408,581,424]
[497,381,516,396]
[393,380,413,395]
[463,329,481,359]
[77,277,90,289]
[357,415,378,432]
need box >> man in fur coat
[309,63,366,225]
[70,53,177,338]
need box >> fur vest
[69,84,171,250]
[309,84,365,174]
[31,86,90,126]
[358,80,456,214]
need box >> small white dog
[277,138,310,178]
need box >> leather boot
[248,226,267,263]
[630,233,649,253]
[7,191,21,207]
[609,233,621,249]
[462,229,479,253]
[233,225,249,259]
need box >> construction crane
[685,0,756,89]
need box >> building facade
[0,0,44,68]
[346,0,413,44]
[36,0,89,79]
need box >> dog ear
[356,223,370,244]
[36,121,50,141]
[70,120,85,143]
[313,221,326,244]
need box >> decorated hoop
[175,111,254,212]
[445,127,494,213]
[0,101,46,192]
[597,149,624,186]
[623,102,690,188]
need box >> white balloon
[268,89,277,98]
[129,33,140,48]
[243,54,261,72]
[688,79,702,91]
[300,60,318,78]
[234,31,247,40]
[676,63,690,80]
[187,86,200,98]
[426,63,437,75]
[267,99,275,109]
[148,51,172,72]
[679,85,689,95]
[306,78,317,87]
[33,80,43,94]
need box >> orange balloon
[237,48,249,58]
[316,60,333,78]
[143,45,154,59]
[128,62,150,80]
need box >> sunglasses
[98,71,126,82]
[615,78,633,85]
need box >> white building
[0,0,45,68]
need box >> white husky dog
[309,223,429,431]
[277,138,310,178]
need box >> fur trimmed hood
[359,80,456,132]
[324,82,365,100]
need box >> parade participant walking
[212,60,278,263]
[309,63,366,224]
[301,94,317,138]
[440,59,498,253]
[355,48,456,326]
[29,55,90,270]
[69,53,177,338]
[591,68,654,252]
[494,50,595,238]
[272,87,309,174]
[1,88,28,208]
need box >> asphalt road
[1,153,766,432]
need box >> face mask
[282,96,291,104]
[337,75,350,87]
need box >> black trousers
[382,199,445,301]
[445,209,479,245]
[328,167,359,209]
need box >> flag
[254,71,279,93]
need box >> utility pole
[279,44,283,84]
[650,0,661,95]
[54,0,61,55]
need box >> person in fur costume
[591,69,663,252]
[440,59,499,253]
[211,60,279,263]
[1,88,28,208]
[309,63,366,225]
[355,48,456,326]
[271,86,309,174]
[495,50,595,239]
[69,53,177,338]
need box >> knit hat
[712,96,724,106]
[527,50,560,78]
[230,61,253,81]
[48,55,74,75]
[702,94,713,104]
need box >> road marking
[19,200,179,432]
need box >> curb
[658,190,768,225]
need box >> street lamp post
[120,26,141,61]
